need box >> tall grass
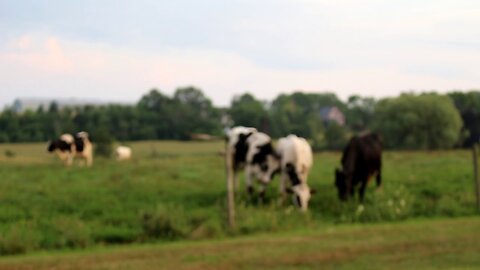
[0,142,476,255]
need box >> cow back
[342,133,382,176]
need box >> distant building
[319,106,345,126]
[12,99,52,113]
[10,98,131,113]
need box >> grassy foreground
[0,141,477,256]
[0,216,479,269]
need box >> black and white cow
[276,135,315,211]
[47,133,75,166]
[47,131,93,167]
[225,126,281,200]
[335,133,382,202]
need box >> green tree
[92,127,113,157]
[345,95,376,132]
[269,92,346,141]
[372,93,462,149]
[137,89,177,139]
[172,87,221,139]
[324,122,349,150]
[229,93,268,130]
[174,87,212,112]
[447,91,480,147]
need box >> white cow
[47,131,93,167]
[115,146,132,161]
[225,126,281,200]
[276,134,314,211]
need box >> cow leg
[66,154,73,166]
[86,153,93,167]
[347,180,354,200]
[258,183,267,204]
[375,169,382,189]
[278,171,288,205]
[245,167,254,196]
[78,156,85,167]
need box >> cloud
[1,23,479,109]
[3,34,72,73]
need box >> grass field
[0,141,478,264]
[1,217,479,269]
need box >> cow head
[335,168,348,201]
[254,153,281,184]
[47,140,57,152]
[251,143,281,184]
[287,184,315,211]
[284,163,315,210]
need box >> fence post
[473,144,480,211]
[225,145,235,229]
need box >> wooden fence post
[225,145,235,229]
[473,144,480,211]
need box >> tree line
[0,87,479,150]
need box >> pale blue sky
[1,0,479,107]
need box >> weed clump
[0,221,40,255]
[140,204,188,240]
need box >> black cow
[335,133,382,201]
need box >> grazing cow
[335,133,382,202]
[47,131,93,167]
[276,135,315,211]
[47,133,76,166]
[115,146,132,161]
[225,126,281,200]
[73,131,93,167]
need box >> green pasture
[0,141,477,256]
[1,217,479,270]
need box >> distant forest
[0,87,479,150]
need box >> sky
[1,0,480,108]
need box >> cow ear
[286,187,294,194]
[310,188,317,195]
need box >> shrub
[51,217,91,249]
[373,93,462,149]
[92,226,138,244]
[335,185,415,223]
[4,149,15,158]
[324,122,349,150]
[92,127,113,157]
[0,221,41,255]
